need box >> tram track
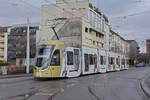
[88,86,101,100]
[1,67,150,100]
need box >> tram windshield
[36,45,55,67]
[38,45,55,56]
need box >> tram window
[84,54,89,66]
[74,49,79,55]
[74,49,80,71]
[67,51,73,65]
[126,59,129,64]
[36,57,43,67]
[109,57,114,64]
[103,56,106,65]
[108,57,111,64]
[50,50,60,66]
[111,57,114,64]
[122,59,125,65]
[39,48,44,55]
[124,59,125,65]
[116,58,119,65]
[100,56,103,65]
[121,59,123,65]
[89,54,94,65]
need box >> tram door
[65,47,81,77]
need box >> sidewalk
[0,73,33,79]
[141,75,150,98]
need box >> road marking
[52,88,64,97]
[66,83,75,88]
[36,88,64,97]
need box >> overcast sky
[0,0,150,52]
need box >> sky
[0,0,150,52]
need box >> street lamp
[26,18,30,74]
[11,3,30,74]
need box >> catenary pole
[26,18,30,74]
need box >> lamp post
[26,18,30,74]
[11,2,30,74]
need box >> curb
[140,76,150,98]
[0,74,33,79]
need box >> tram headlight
[42,66,49,71]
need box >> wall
[38,1,89,43]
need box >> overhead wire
[10,0,65,26]
[110,10,150,20]
[11,0,109,32]
[41,0,92,27]
[13,0,101,26]
[19,0,41,10]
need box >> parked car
[136,63,145,67]
[147,64,150,67]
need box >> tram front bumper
[33,67,51,78]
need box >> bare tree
[138,53,150,64]
[8,26,38,62]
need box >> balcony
[0,44,4,48]
[0,37,4,41]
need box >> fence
[0,66,33,75]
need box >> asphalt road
[0,67,150,100]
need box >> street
[0,67,150,100]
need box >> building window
[85,27,88,33]
[102,43,104,48]
[102,20,105,32]
[93,41,96,45]
[96,42,99,46]
[96,33,99,37]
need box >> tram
[34,40,129,78]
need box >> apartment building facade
[7,24,39,66]
[146,39,150,54]
[109,30,130,56]
[0,27,8,63]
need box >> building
[0,27,9,63]
[127,40,140,65]
[109,30,130,56]
[38,0,110,51]
[37,0,131,54]
[146,39,150,54]
[7,24,39,66]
